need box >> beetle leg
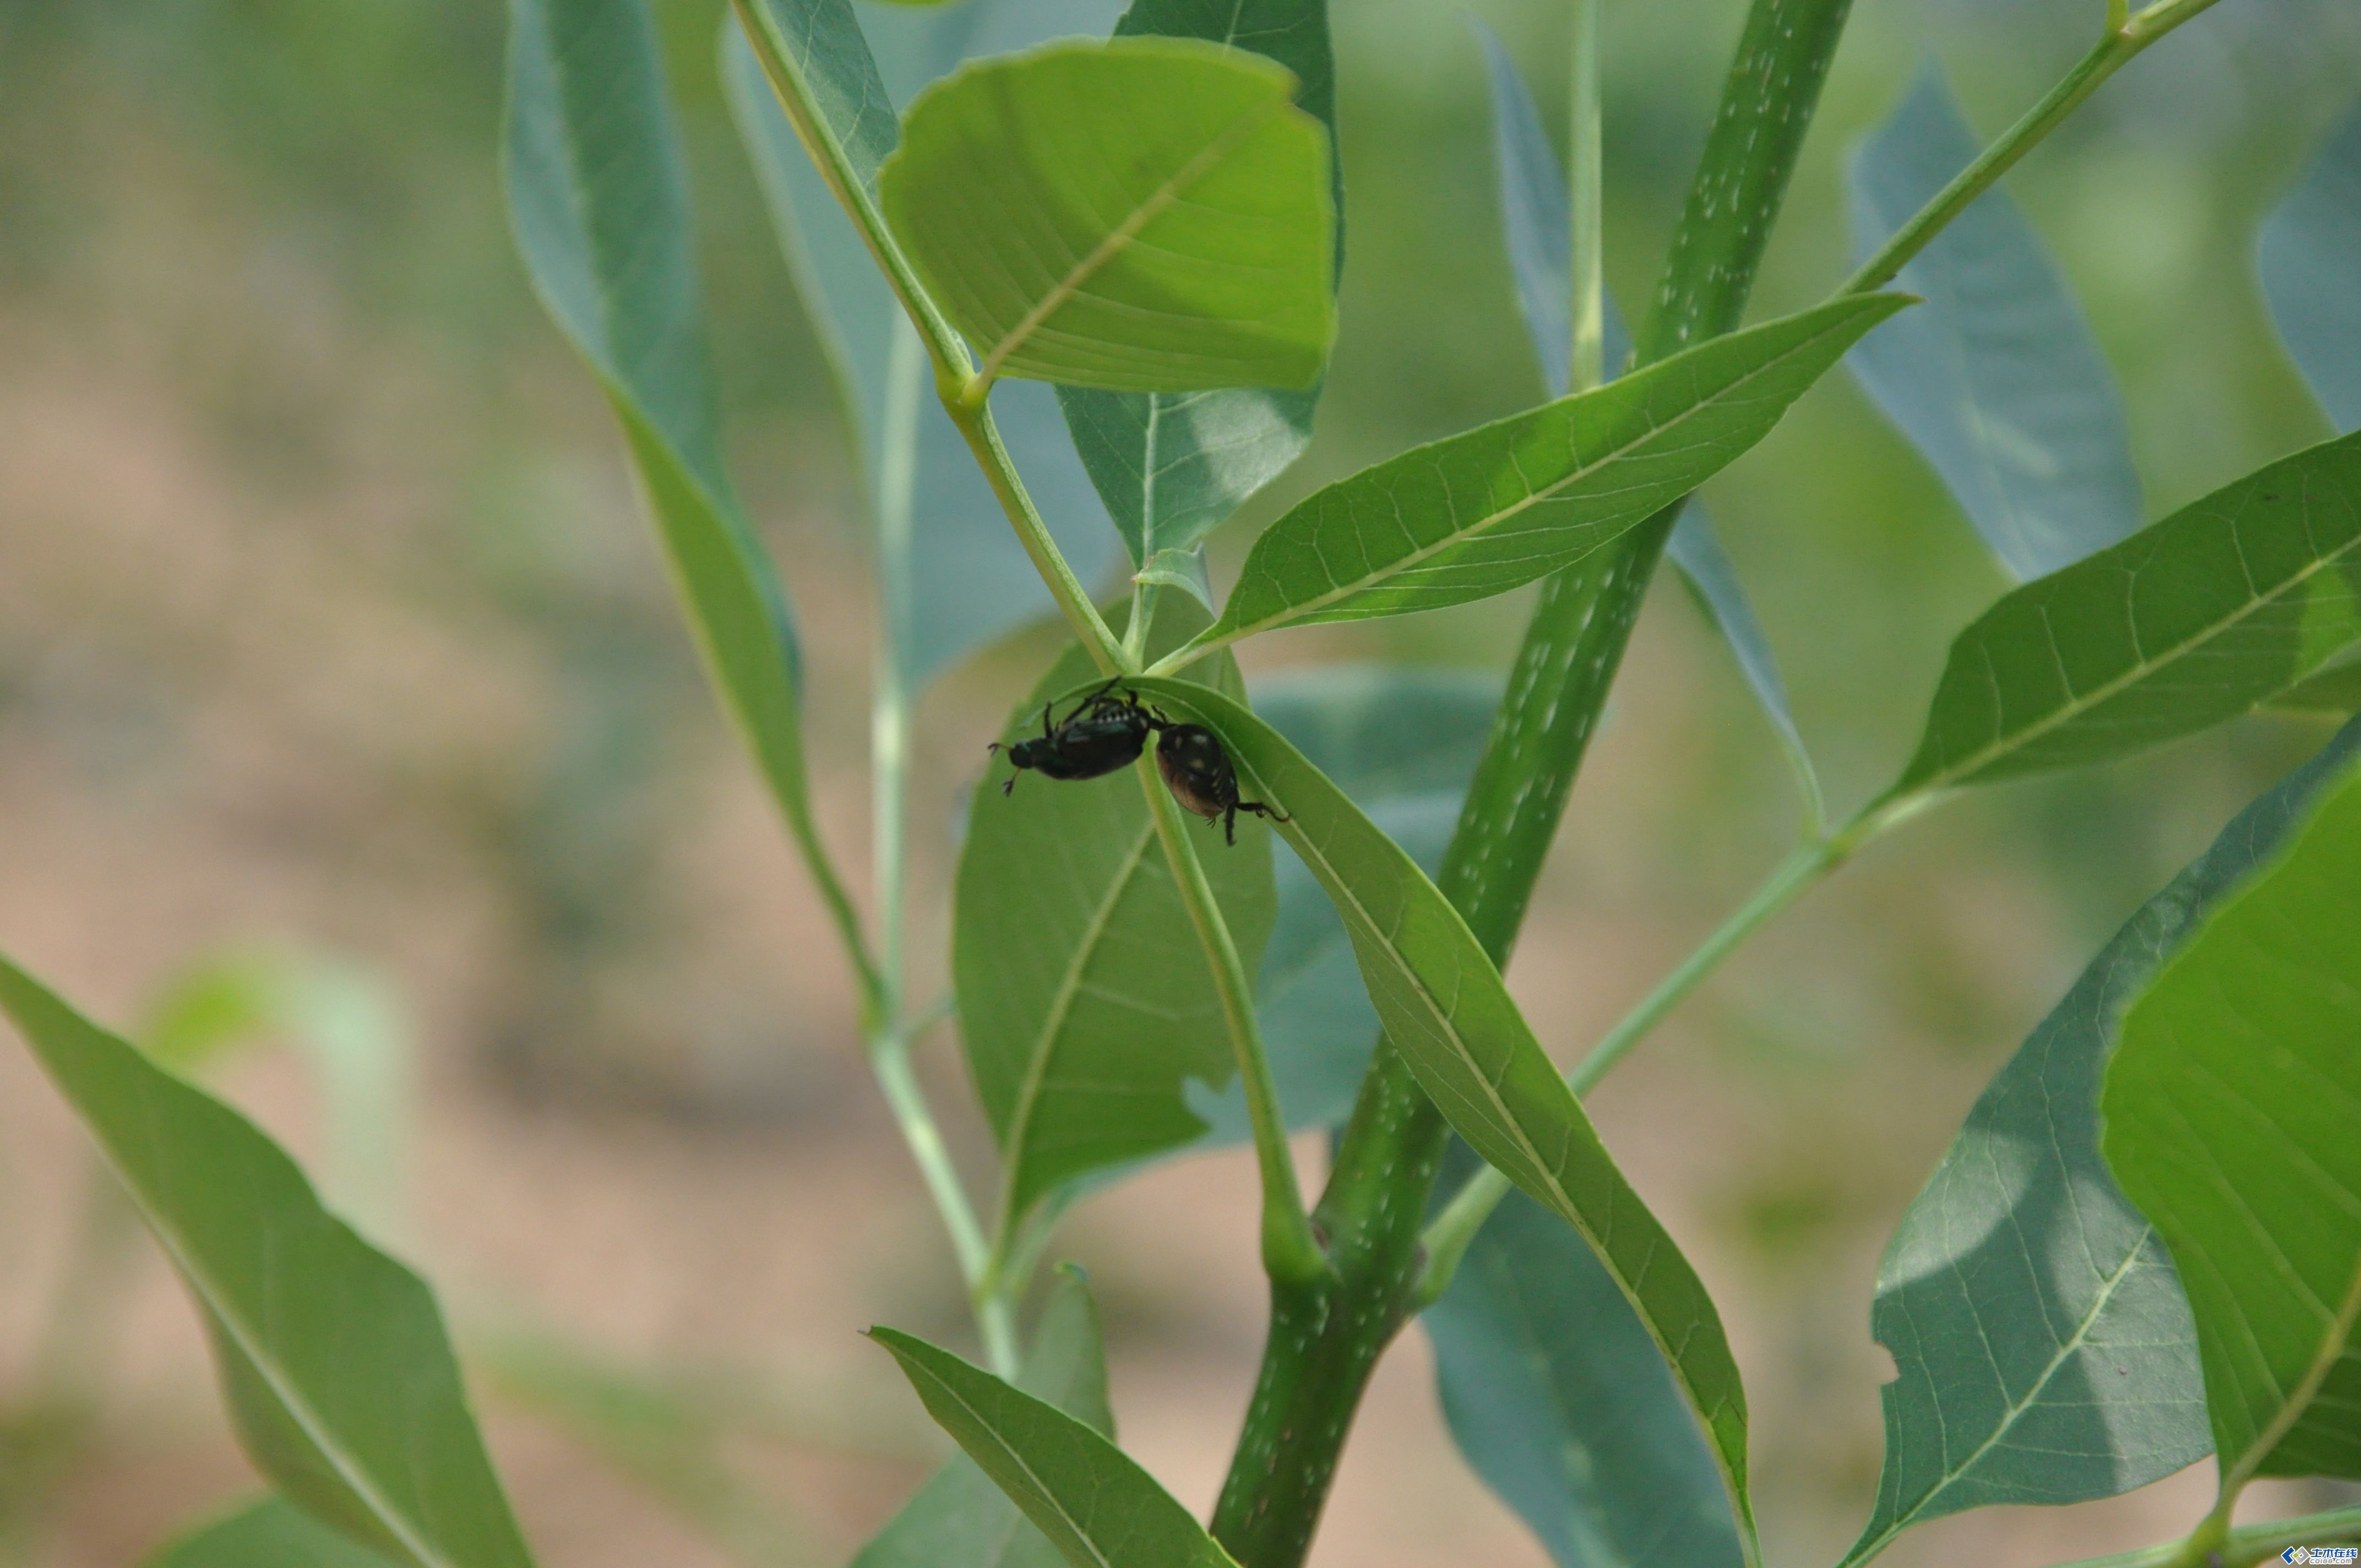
[1224,804,1237,846]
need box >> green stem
[943,394,1129,676]
[1136,761,1327,1288]
[1569,0,1606,393]
[2046,1503,2361,1568]
[1841,0,2227,298]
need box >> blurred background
[4,0,2360,1563]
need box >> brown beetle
[1155,724,1289,845]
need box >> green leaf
[1426,1145,1745,1568]
[1123,678,1758,1561]
[879,37,1336,392]
[1190,295,1907,652]
[145,1499,404,1568]
[2260,100,2361,434]
[1848,66,2141,580]
[1887,428,2361,799]
[722,13,1128,691]
[0,954,535,1568]
[2103,760,2361,1491]
[855,1269,1112,1568]
[508,0,867,988]
[1186,665,1500,1142]
[1055,0,1336,562]
[1842,721,2361,1565]
[869,1327,1238,1568]
[954,600,1274,1233]
[1472,21,1817,823]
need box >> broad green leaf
[0,954,534,1568]
[1887,428,2361,799]
[878,38,1336,392]
[722,13,1128,690]
[2261,100,2361,433]
[870,1327,1238,1568]
[1190,665,1500,1142]
[1054,0,1336,563]
[1849,66,2141,580]
[1189,295,1907,652]
[1842,721,2361,1565]
[1472,21,1817,822]
[143,949,412,1242]
[954,600,1274,1233]
[146,1499,403,1568]
[2104,762,2361,1490]
[1426,1147,1745,1568]
[1124,678,1758,1561]
[855,1269,1112,1568]
[508,0,841,938]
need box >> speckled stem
[1205,4,1858,1562]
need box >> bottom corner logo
[2287,1547,2361,1565]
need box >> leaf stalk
[1569,0,1607,393]
[1136,761,1329,1289]
[1841,0,2226,297]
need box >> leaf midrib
[115,1077,458,1568]
[1911,488,2361,795]
[1843,1228,2157,1568]
[895,1353,1117,1568]
[1211,306,1872,645]
[977,94,1286,385]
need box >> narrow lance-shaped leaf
[954,600,1273,1235]
[1124,678,1760,1564]
[1885,428,2361,801]
[2260,99,2361,434]
[0,955,535,1568]
[870,1328,1239,1568]
[880,38,1336,392]
[145,1499,405,1568]
[855,1269,1113,1568]
[507,0,862,971]
[2104,763,2361,1492]
[722,15,1127,691]
[1056,0,1337,564]
[1841,719,2361,1566]
[1848,65,2141,581]
[1475,18,1817,822]
[1180,294,1907,656]
[1193,665,1501,1142]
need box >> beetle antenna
[1001,773,1017,797]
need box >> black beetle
[1155,724,1289,845]
[988,680,1164,794]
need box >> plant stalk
[943,393,1129,676]
[1842,0,2227,297]
[1207,5,1864,1558]
[1136,762,1327,1289]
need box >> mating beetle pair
[990,680,1287,846]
